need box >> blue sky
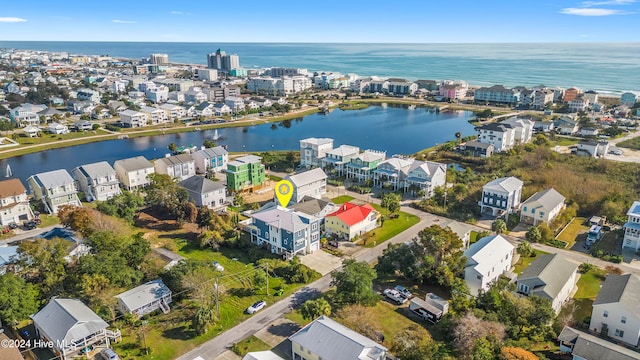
[1,0,638,42]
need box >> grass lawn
[331,195,355,204]
[513,249,549,274]
[469,230,480,244]
[231,336,272,356]
[557,268,606,326]
[361,204,420,248]
[617,136,640,150]
[38,214,60,227]
[556,217,588,249]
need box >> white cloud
[0,17,27,23]
[560,7,632,15]
[170,11,191,15]
[582,0,636,5]
[112,19,137,24]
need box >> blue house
[250,207,321,259]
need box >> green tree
[192,305,215,335]
[299,298,332,321]
[0,273,40,325]
[17,238,69,296]
[96,190,144,224]
[536,223,554,242]
[146,173,190,220]
[253,269,268,293]
[380,193,401,216]
[455,131,462,143]
[203,139,217,148]
[525,226,542,243]
[517,241,534,257]
[168,142,178,152]
[331,259,378,306]
[390,325,438,360]
[233,193,246,207]
[416,225,465,287]
[492,219,507,234]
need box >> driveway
[299,250,343,276]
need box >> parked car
[99,348,120,360]
[247,300,267,314]
[33,218,42,225]
[383,288,408,305]
[23,221,37,230]
[394,285,412,299]
[8,222,19,229]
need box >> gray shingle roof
[518,253,579,300]
[30,169,75,189]
[290,196,334,216]
[115,279,171,312]
[594,274,640,320]
[194,147,228,158]
[75,161,116,179]
[179,175,225,194]
[114,156,153,172]
[31,299,109,346]
[522,188,565,213]
[289,316,387,360]
[251,207,314,233]
[559,327,640,360]
[157,153,194,166]
[286,168,327,187]
[483,176,523,193]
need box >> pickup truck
[383,288,408,305]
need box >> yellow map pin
[275,180,294,208]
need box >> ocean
[0,41,638,95]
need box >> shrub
[578,263,594,274]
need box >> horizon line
[1,40,639,44]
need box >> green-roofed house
[226,155,265,192]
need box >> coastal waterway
[1,105,475,183]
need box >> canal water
[1,105,475,184]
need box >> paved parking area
[299,250,343,275]
[253,318,301,347]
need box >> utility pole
[266,263,269,296]
[214,277,220,319]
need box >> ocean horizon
[1,41,638,95]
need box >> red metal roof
[326,202,375,226]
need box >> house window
[476,275,481,280]
[621,316,627,324]
[615,329,624,337]
[603,311,608,318]
[519,284,529,293]
[523,206,527,212]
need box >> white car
[247,300,266,314]
[212,261,224,272]
[383,288,408,305]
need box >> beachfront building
[479,176,523,216]
[531,89,555,109]
[300,137,334,168]
[27,169,81,214]
[72,161,121,202]
[403,160,447,198]
[589,274,640,347]
[114,156,155,190]
[516,253,579,314]
[345,150,386,183]
[32,298,120,360]
[474,85,519,104]
[520,188,566,226]
[250,207,321,257]
[119,109,148,127]
[0,179,34,225]
[563,87,582,103]
[285,168,328,204]
[192,146,228,174]
[464,235,515,296]
[387,78,418,95]
[620,92,637,107]
[226,155,265,192]
[439,84,468,100]
[373,157,413,190]
[321,144,360,177]
[178,175,227,210]
[325,202,378,241]
[154,154,196,181]
[246,76,313,95]
[623,201,640,251]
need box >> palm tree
[492,219,507,234]
[455,131,462,143]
